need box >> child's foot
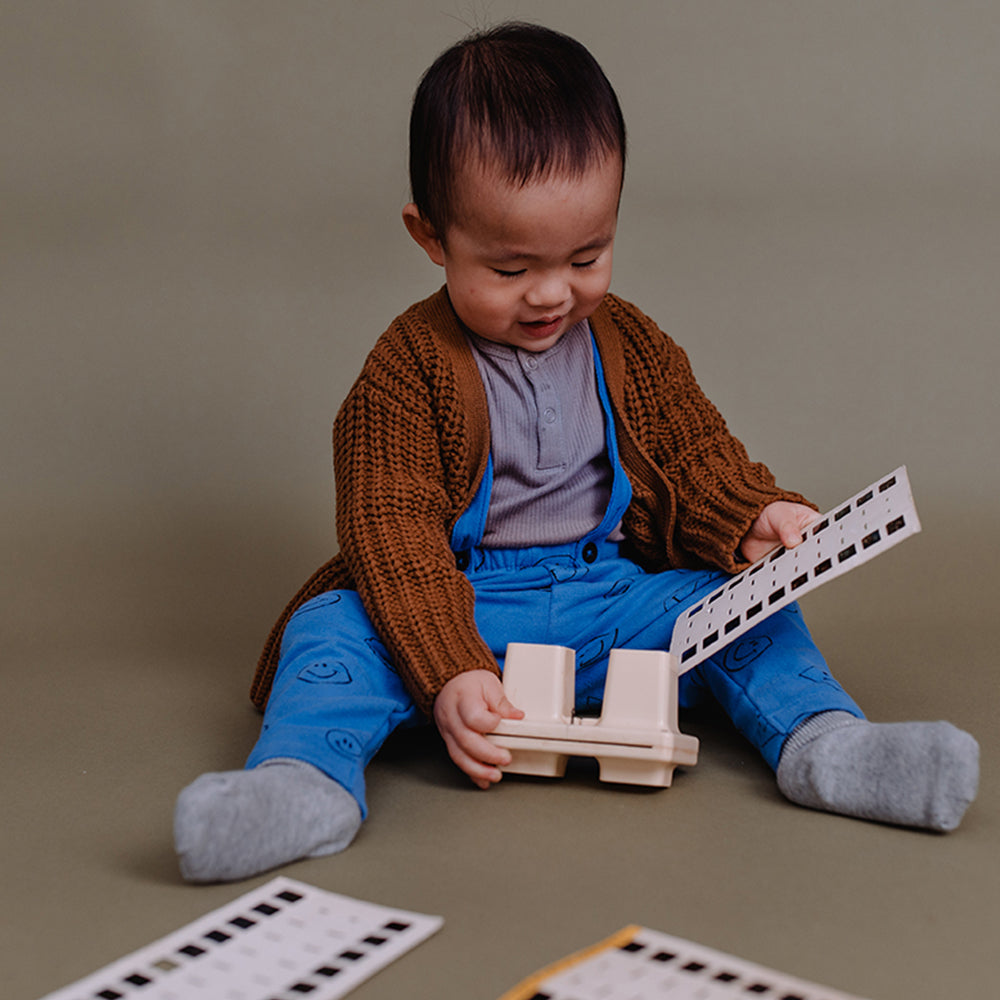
[776,712,979,832]
[174,759,362,882]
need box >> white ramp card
[40,877,443,1000]
[671,466,920,672]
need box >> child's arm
[739,500,819,563]
[593,297,817,574]
[433,671,525,788]
[329,297,503,717]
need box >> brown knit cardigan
[250,288,809,716]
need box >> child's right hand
[433,670,525,789]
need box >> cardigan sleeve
[599,296,813,573]
[331,322,499,716]
[653,338,811,570]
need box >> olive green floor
[5,505,997,999]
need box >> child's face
[404,156,621,352]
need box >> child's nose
[525,272,570,310]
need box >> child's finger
[456,698,501,734]
[457,688,522,733]
[448,746,498,788]
[443,731,509,788]
[780,523,807,548]
[457,725,512,767]
[776,506,821,549]
[491,693,525,720]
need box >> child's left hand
[739,501,819,563]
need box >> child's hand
[433,670,525,789]
[740,501,819,563]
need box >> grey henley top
[467,320,621,548]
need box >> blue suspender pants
[247,347,862,816]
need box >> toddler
[175,22,978,883]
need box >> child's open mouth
[520,316,563,339]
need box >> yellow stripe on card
[496,925,642,1000]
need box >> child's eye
[572,258,599,269]
[493,268,526,279]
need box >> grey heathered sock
[776,711,979,832]
[174,759,362,883]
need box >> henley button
[582,542,599,563]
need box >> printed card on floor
[499,925,871,1000]
[40,877,443,1000]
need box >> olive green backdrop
[3,3,997,998]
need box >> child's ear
[402,203,446,266]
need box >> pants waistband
[455,536,625,575]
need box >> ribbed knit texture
[468,319,616,547]
[250,288,810,715]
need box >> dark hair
[409,22,626,237]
